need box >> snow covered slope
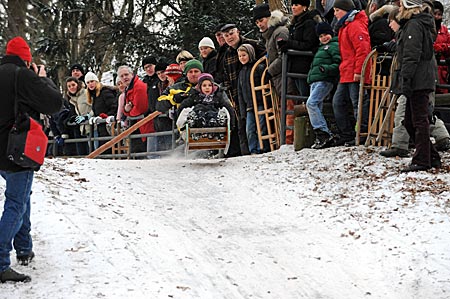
[1,145,449,299]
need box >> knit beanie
[252,3,271,22]
[84,71,99,84]
[292,0,311,7]
[183,59,204,75]
[316,22,334,36]
[165,63,183,81]
[401,0,422,8]
[237,44,256,62]
[70,63,85,75]
[142,56,157,68]
[334,0,355,11]
[433,0,444,12]
[198,37,215,49]
[196,73,218,93]
[6,37,32,62]
[221,24,237,33]
[155,62,169,73]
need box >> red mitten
[99,113,108,119]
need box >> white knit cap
[84,71,99,84]
[198,37,215,50]
[401,0,422,8]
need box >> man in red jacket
[332,0,372,146]
[118,65,155,153]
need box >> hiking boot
[332,135,354,147]
[0,267,31,283]
[401,164,430,172]
[17,251,35,266]
[435,138,450,152]
[311,130,334,149]
[380,148,409,158]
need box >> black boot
[312,130,333,149]
[0,268,31,283]
[17,251,35,266]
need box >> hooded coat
[237,45,265,119]
[391,12,437,97]
[336,10,372,84]
[262,10,290,78]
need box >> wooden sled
[184,113,231,158]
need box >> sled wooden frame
[110,121,130,158]
[250,56,280,152]
[86,111,161,159]
[356,50,395,146]
[184,120,231,157]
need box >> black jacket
[143,74,160,113]
[0,55,62,172]
[287,10,321,74]
[202,49,218,77]
[391,12,437,97]
[89,86,117,117]
[238,62,265,119]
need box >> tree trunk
[7,0,27,37]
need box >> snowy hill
[1,145,450,299]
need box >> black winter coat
[202,50,218,77]
[287,10,321,74]
[143,74,160,113]
[0,55,62,172]
[89,86,117,117]
[391,13,437,97]
[237,62,265,119]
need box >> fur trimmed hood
[370,4,397,22]
[269,10,290,28]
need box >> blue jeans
[246,106,269,154]
[0,170,34,271]
[332,82,368,139]
[307,81,333,134]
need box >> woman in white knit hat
[198,37,217,76]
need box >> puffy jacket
[68,87,92,135]
[0,55,62,172]
[391,12,437,97]
[368,5,395,48]
[262,10,290,78]
[337,10,372,84]
[307,36,341,84]
[434,24,450,92]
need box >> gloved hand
[99,113,108,119]
[433,43,446,53]
[173,92,188,104]
[276,37,288,53]
[75,114,90,124]
[106,115,115,124]
[375,44,388,53]
[89,116,102,125]
[55,136,64,146]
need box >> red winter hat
[6,37,32,62]
[165,63,183,81]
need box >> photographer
[0,36,62,283]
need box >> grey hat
[334,0,356,11]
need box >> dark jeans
[404,90,440,167]
[0,170,34,271]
